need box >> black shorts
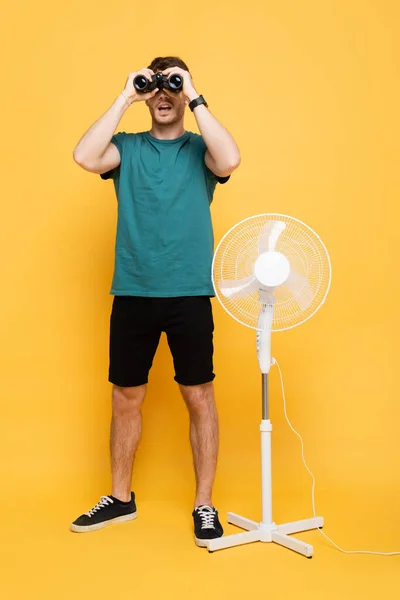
[109,296,215,387]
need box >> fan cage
[211,213,332,332]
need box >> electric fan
[208,214,332,556]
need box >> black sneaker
[70,493,137,533]
[192,505,224,547]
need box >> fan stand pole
[206,372,324,556]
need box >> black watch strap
[189,95,208,112]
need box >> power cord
[273,358,400,556]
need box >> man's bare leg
[110,384,147,502]
[179,382,219,507]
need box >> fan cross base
[206,515,324,556]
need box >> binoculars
[133,72,183,94]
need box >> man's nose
[157,89,171,99]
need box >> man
[70,56,240,546]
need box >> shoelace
[85,496,114,517]
[196,505,217,529]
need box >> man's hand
[162,67,199,104]
[122,69,159,104]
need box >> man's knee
[180,381,215,413]
[112,384,147,415]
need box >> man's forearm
[189,93,240,175]
[73,93,129,164]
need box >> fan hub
[254,252,290,288]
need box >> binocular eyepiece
[133,72,183,94]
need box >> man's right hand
[123,69,159,103]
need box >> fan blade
[220,275,258,300]
[283,270,314,311]
[258,220,286,254]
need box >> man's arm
[73,69,158,174]
[192,104,241,179]
[163,67,241,178]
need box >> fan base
[206,514,324,556]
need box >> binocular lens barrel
[134,75,148,90]
[169,74,183,89]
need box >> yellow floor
[2,482,399,600]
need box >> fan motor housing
[254,252,290,288]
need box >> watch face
[190,96,207,110]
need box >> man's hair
[147,56,190,74]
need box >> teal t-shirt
[101,130,229,297]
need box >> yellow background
[1,0,399,598]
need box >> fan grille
[212,214,332,331]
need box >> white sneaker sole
[70,511,137,533]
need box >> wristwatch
[189,95,208,112]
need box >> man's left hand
[162,67,199,104]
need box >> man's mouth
[158,103,172,114]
